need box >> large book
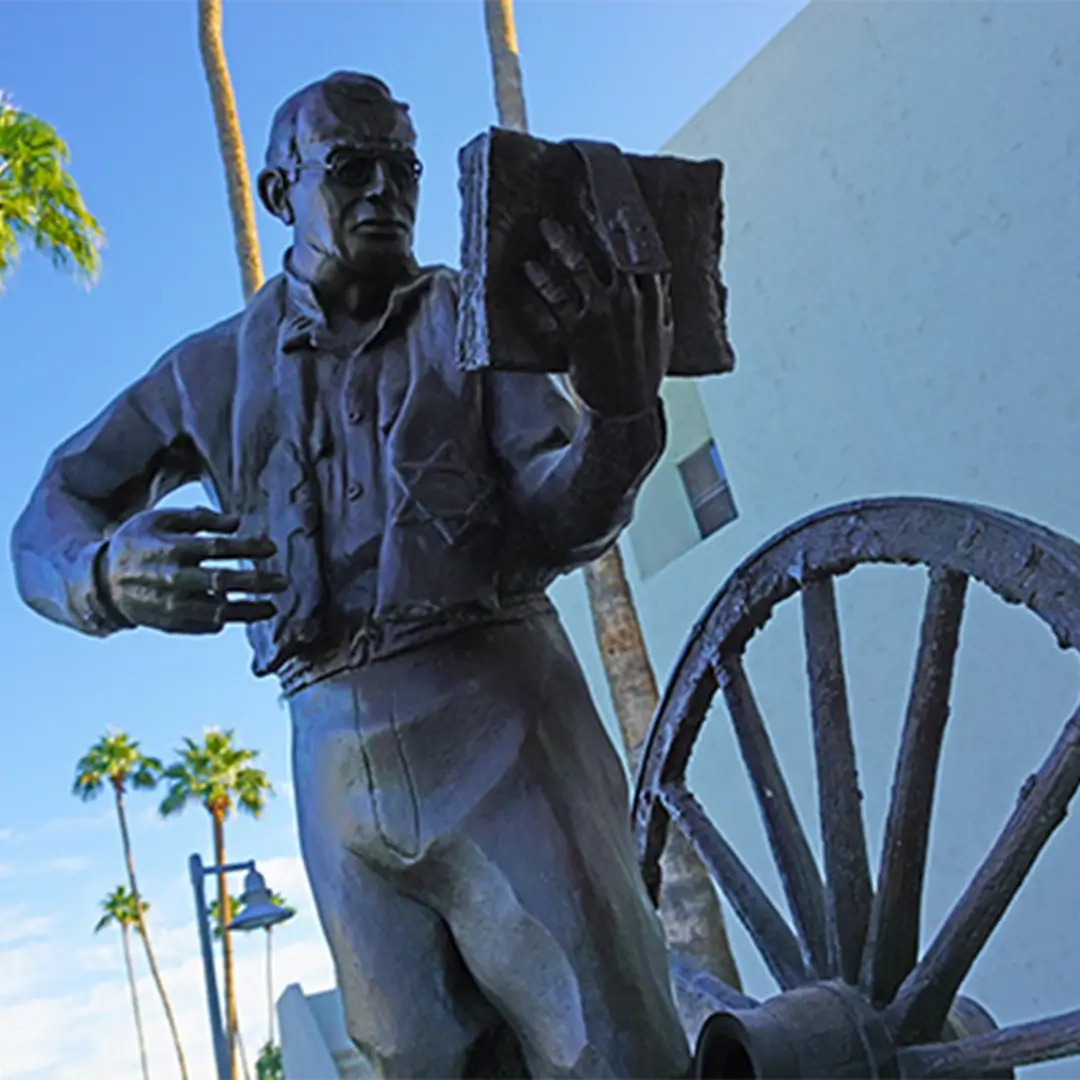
[457,126,735,378]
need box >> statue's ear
[258,167,294,226]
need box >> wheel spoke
[888,707,1080,1043]
[801,576,873,983]
[899,1008,1080,1077]
[669,953,759,1012]
[715,655,830,976]
[660,784,811,990]
[862,568,968,1004]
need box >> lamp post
[189,854,295,1080]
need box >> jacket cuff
[575,398,666,479]
[77,540,134,634]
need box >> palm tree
[191,18,278,1067]
[255,1042,283,1080]
[95,885,152,1080]
[207,892,243,940]
[209,893,262,1080]
[483,0,528,133]
[482,0,741,988]
[74,733,189,1079]
[0,93,103,294]
[160,729,272,1080]
[196,0,263,301]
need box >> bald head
[257,72,421,293]
[264,72,416,172]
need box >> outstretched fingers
[524,217,614,327]
[170,567,288,596]
[153,507,278,562]
[172,534,278,564]
[523,259,578,320]
[163,596,278,635]
[539,218,590,275]
[215,598,279,626]
[156,507,241,535]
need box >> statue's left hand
[524,217,673,416]
[100,507,286,635]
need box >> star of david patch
[391,441,499,546]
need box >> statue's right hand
[101,507,287,635]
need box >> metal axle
[694,983,1013,1079]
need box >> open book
[457,126,736,379]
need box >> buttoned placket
[278,264,428,619]
[342,340,379,509]
[336,285,421,524]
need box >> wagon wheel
[633,497,1080,1079]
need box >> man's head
[258,73,420,279]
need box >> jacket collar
[278,249,439,356]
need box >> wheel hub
[693,983,1011,1079]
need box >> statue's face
[283,101,421,277]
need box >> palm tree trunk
[121,922,152,1080]
[483,0,741,990]
[114,784,191,1079]
[197,0,264,302]
[266,927,274,1046]
[213,810,239,1080]
[584,555,742,990]
[483,0,528,133]
[236,1022,252,1080]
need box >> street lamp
[189,853,295,1080]
[228,865,293,932]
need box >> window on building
[677,439,738,539]
[626,381,738,580]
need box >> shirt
[279,261,419,633]
[11,256,667,687]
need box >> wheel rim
[632,497,1080,1078]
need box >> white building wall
[552,0,1080,1067]
[278,982,374,1079]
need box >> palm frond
[158,783,191,818]
[0,94,103,293]
[73,731,162,800]
[159,729,273,821]
[94,885,147,933]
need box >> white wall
[553,1,1080,1070]
[278,984,372,1079]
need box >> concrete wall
[278,983,372,1079]
[552,1,1080,1069]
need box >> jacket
[11,266,665,688]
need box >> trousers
[288,611,690,1079]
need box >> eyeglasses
[295,147,423,190]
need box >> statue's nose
[369,159,393,198]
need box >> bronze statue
[11,73,693,1078]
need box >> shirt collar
[279,249,436,355]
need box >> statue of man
[12,72,690,1079]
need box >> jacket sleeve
[484,369,666,569]
[10,350,203,637]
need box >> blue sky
[0,2,802,1076]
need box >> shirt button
[346,482,364,500]
[347,405,364,424]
